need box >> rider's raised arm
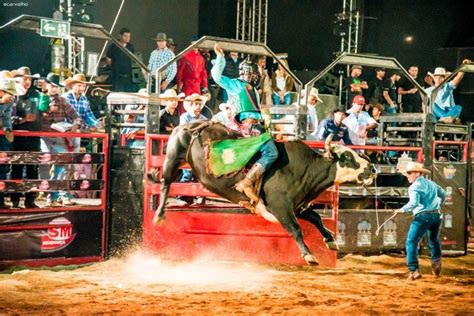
[211,54,241,96]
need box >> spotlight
[404,36,414,43]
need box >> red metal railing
[0,130,109,266]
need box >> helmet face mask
[239,60,259,84]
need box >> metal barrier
[0,130,109,268]
[143,134,339,266]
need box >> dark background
[1,0,473,78]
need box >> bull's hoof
[152,214,166,226]
[326,240,340,251]
[303,254,319,265]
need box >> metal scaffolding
[336,0,360,54]
[236,0,268,43]
[59,0,86,74]
[335,0,361,103]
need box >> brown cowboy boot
[235,163,265,203]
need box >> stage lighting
[404,36,414,43]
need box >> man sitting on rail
[425,59,471,124]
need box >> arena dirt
[1,251,473,314]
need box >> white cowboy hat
[159,89,185,100]
[302,87,323,103]
[64,73,96,89]
[405,161,430,174]
[0,70,26,96]
[218,102,231,111]
[183,93,207,112]
[428,67,452,79]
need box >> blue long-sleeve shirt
[64,92,98,128]
[148,47,177,82]
[211,54,261,122]
[401,176,446,215]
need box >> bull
[150,121,376,264]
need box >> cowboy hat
[152,32,167,41]
[428,67,452,79]
[219,102,231,111]
[64,73,95,89]
[405,161,430,174]
[12,66,40,78]
[184,93,207,103]
[350,64,362,71]
[0,72,26,96]
[45,72,64,87]
[159,88,185,100]
[183,93,207,112]
[167,37,176,46]
[308,87,323,103]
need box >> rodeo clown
[211,43,278,203]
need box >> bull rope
[363,185,399,236]
[182,121,220,163]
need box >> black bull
[151,121,376,264]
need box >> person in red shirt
[176,48,208,114]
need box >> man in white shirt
[343,95,378,145]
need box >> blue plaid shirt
[64,92,98,128]
[148,47,177,82]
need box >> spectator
[255,55,272,106]
[271,59,295,105]
[345,65,368,109]
[398,65,424,113]
[343,95,378,145]
[212,102,239,131]
[63,73,101,131]
[302,87,323,139]
[121,89,147,148]
[367,103,384,143]
[11,67,42,208]
[425,59,471,124]
[395,162,445,281]
[39,73,82,207]
[148,32,177,92]
[367,67,386,106]
[179,93,208,125]
[176,45,209,114]
[383,70,401,114]
[0,72,25,208]
[178,94,209,205]
[106,27,135,92]
[316,108,352,145]
[159,89,183,134]
[167,38,177,54]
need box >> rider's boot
[235,163,265,203]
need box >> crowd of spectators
[1,25,470,209]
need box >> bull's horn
[324,133,334,151]
[324,134,334,159]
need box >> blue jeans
[256,140,278,171]
[41,137,70,201]
[406,212,442,272]
[180,169,193,182]
[0,136,11,180]
[272,92,292,105]
[433,104,462,121]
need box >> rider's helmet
[239,59,260,84]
